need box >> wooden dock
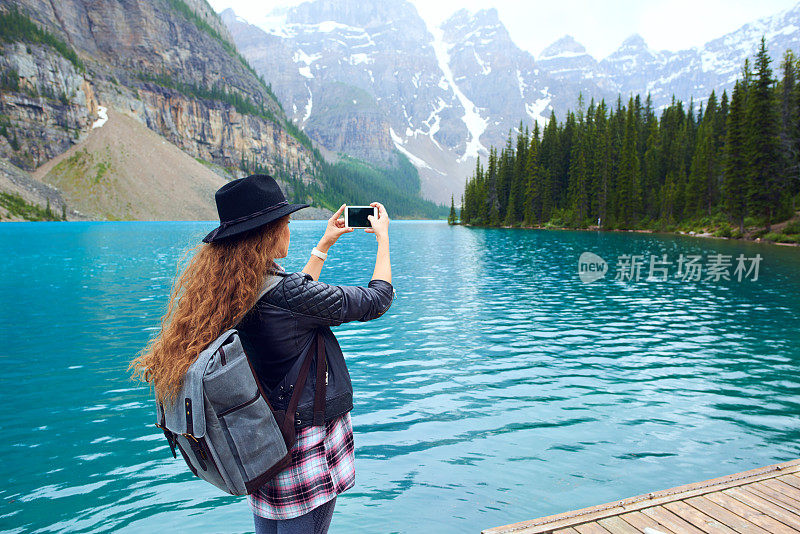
[483,458,800,534]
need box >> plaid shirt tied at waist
[247,411,356,520]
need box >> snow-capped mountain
[537,36,607,87]
[222,0,476,202]
[439,8,541,157]
[596,5,800,109]
[222,1,800,205]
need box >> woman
[131,174,394,534]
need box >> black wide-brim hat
[202,174,309,243]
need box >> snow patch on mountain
[526,96,551,125]
[92,106,108,129]
[515,69,525,98]
[348,52,373,65]
[303,85,313,123]
[430,24,487,161]
[474,50,491,75]
[294,49,321,78]
[390,127,433,170]
[424,98,448,150]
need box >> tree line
[459,37,800,235]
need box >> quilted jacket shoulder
[262,272,343,323]
[260,271,395,326]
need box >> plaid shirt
[248,411,356,520]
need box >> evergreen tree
[746,37,782,230]
[607,100,626,225]
[448,194,457,224]
[618,99,642,225]
[723,80,749,233]
[505,123,528,225]
[559,111,577,207]
[486,147,501,226]
[660,171,677,223]
[716,90,729,144]
[594,101,610,227]
[523,122,541,225]
[497,134,515,220]
[503,174,517,226]
[540,167,553,222]
[567,115,589,224]
[642,115,661,220]
[779,49,799,210]
[539,113,559,220]
[687,91,719,217]
[795,52,800,205]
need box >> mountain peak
[472,8,500,24]
[620,33,648,50]
[219,7,236,24]
[441,6,511,45]
[602,33,655,63]
[286,0,423,29]
[443,7,501,30]
[539,35,588,59]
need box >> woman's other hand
[365,202,389,241]
[321,204,354,248]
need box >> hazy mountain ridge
[223,0,800,205]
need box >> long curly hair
[130,214,290,406]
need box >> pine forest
[459,38,800,243]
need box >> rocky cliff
[0,0,327,219]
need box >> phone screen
[347,207,374,228]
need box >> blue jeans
[253,497,337,534]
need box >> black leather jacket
[235,268,395,429]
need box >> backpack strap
[313,330,327,426]
[285,328,328,428]
[207,329,238,356]
[158,401,177,459]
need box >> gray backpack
[154,327,327,495]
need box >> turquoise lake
[1,220,799,533]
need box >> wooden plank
[776,474,800,490]
[768,478,800,501]
[703,491,795,534]
[574,523,613,534]
[618,510,677,533]
[722,486,800,530]
[553,528,581,534]
[483,459,800,533]
[684,495,772,534]
[662,499,739,533]
[749,479,800,509]
[640,505,708,534]
[596,516,641,534]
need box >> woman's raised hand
[321,204,354,247]
[365,202,389,240]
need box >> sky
[207,0,800,59]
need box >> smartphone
[345,205,377,228]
